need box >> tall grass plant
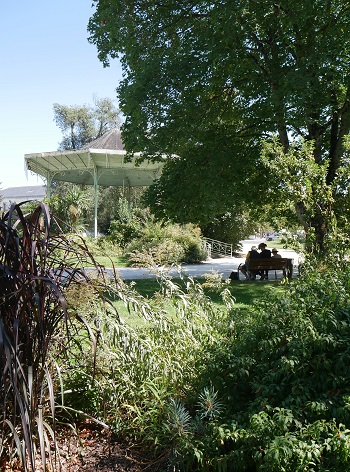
[0,202,107,470]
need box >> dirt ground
[4,421,166,472]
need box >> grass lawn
[112,277,286,326]
[131,278,279,306]
[90,245,291,324]
[206,279,283,306]
[266,238,303,252]
[93,255,129,267]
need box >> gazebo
[24,129,164,237]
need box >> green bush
[127,238,186,266]
[190,259,350,470]
[85,235,122,258]
[105,203,207,264]
[107,199,146,246]
[127,220,207,265]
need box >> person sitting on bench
[258,242,271,280]
[240,246,260,280]
[271,248,282,258]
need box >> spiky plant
[0,201,105,471]
[197,386,223,421]
[167,398,192,438]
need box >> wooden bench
[247,258,293,279]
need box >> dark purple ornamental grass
[0,201,105,471]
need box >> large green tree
[88,0,350,253]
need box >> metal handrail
[202,237,233,257]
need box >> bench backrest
[247,258,293,279]
[248,258,289,270]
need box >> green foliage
[47,182,95,233]
[126,215,207,265]
[54,269,235,465]
[84,235,122,262]
[143,136,267,237]
[261,138,342,253]
[197,386,223,421]
[97,186,146,234]
[202,211,259,247]
[107,201,207,264]
[186,259,350,470]
[108,197,145,246]
[48,182,147,237]
[64,248,350,470]
[201,270,228,293]
[53,97,120,150]
[88,0,350,254]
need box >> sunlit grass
[93,254,129,267]
[266,238,304,252]
[112,277,286,327]
[131,278,277,305]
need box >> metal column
[93,168,98,238]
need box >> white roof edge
[24,149,171,159]
[24,149,89,159]
[24,148,134,159]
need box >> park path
[113,239,300,280]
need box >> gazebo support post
[94,169,98,238]
[46,173,53,199]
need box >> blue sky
[0,1,122,189]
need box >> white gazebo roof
[24,128,164,188]
[24,129,165,236]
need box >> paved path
[114,239,300,280]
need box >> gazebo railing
[202,238,233,258]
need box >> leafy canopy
[88,1,350,250]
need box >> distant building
[0,185,46,212]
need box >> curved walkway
[114,240,300,280]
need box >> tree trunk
[327,100,350,184]
[310,212,328,255]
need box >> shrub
[127,220,207,265]
[106,203,207,264]
[127,238,186,266]
[85,235,122,258]
[107,198,145,246]
[190,259,350,470]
